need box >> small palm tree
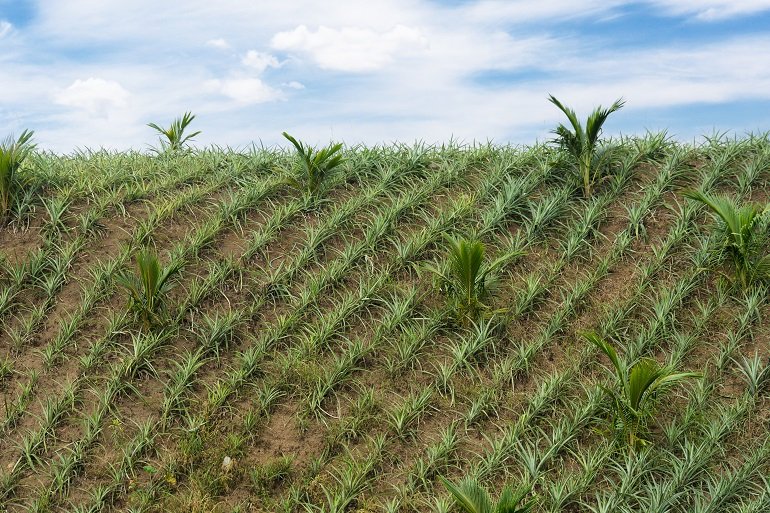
[549,95,624,196]
[683,190,770,289]
[115,250,180,328]
[585,332,700,451]
[426,236,520,324]
[281,132,345,199]
[148,112,201,152]
[0,130,35,223]
[440,476,535,513]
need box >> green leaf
[583,332,625,381]
[149,112,199,151]
[496,484,536,513]
[281,132,345,198]
[441,476,493,513]
[549,95,623,196]
[626,358,663,412]
[683,190,769,288]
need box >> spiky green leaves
[585,332,700,451]
[115,250,180,329]
[683,190,770,290]
[281,132,345,200]
[148,112,201,153]
[440,476,535,513]
[426,236,521,325]
[0,130,35,223]
[549,95,624,197]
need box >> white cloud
[540,36,770,108]
[458,0,625,24]
[456,0,770,23]
[206,78,284,104]
[0,20,12,38]
[206,38,230,49]
[271,24,428,72]
[646,0,770,20]
[1,0,770,152]
[241,50,280,72]
[54,78,131,117]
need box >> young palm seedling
[549,95,624,196]
[683,190,770,289]
[115,249,180,328]
[281,131,345,200]
[440,476,535,513]
[425,236,520,325]
[0,130,35,223]
[148,112,201,152]
[585,332,700,452]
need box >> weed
[251,456,294,494]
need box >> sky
[1,0,770,152]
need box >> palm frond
[684,190,770,288]
[441,476,493,513]
[626,358,663,412]
[585,98,625,146]
[0,130,35,221]
[116,250,178,328]
[496,485,536,513]
[282,132,345,198]
[584,332,624,379]
[588,335,699,451]
[148,112,200,152]
[683,190,750,237]
[548,95,584,143]
[752,255,770,281]
[548,95,623,196]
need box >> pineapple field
[1,112,770,513]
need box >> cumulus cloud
[206,38,231,49]
[206,78,284,104]
[54,78,131,117]
[271,24,429,72]
[4,0,770,152]
[241,50,280,72]
[0,20,12,38]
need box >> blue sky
[1,0,770,152]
